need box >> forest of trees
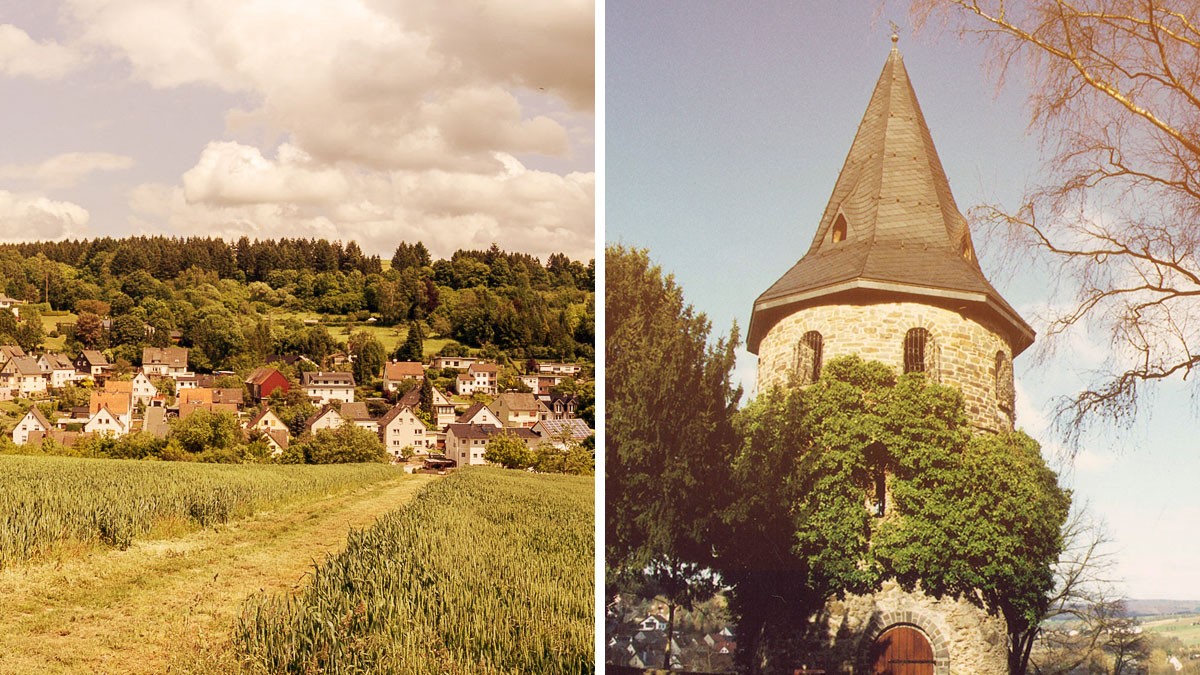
[0,237,594,372]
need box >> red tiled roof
[384,361,424,380]
[245,367,283,386]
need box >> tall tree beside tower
[605,245,741,669]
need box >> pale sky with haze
[0,0,594,261]
[607,1,1200,602]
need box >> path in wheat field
[0,474,436,675]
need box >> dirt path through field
[0,474,436,675]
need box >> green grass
[266,309,461,357]
[236,467,595,674]
[0,399,29,433]
[1143,614,1200,647]
[0,455,403,566]
[40,311,72,351]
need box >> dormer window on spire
[831,214,847,243]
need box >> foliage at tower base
[720,356,1071,675]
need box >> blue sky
[606,1,1200,602]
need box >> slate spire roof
[747,44,1034,355]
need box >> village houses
[339,401,378,433]
[444,424,539,466]
[74,350,109,380]
[304,405,344,435]
[141,347,190,378]
[378,405,432,459]
[0,356,47,398]
[11,407,50,444]
[490,392,541,428]
[382,361,424,392]
[455,362,498,396]
[37,353,78,389]
[302,371,355,404]
[397,385,457,428]
[2,329,593,471]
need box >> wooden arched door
[870,625,935,675]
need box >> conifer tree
[419,375,434,417]
[394,321,424,362]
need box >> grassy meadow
[0,455,401,567]
[1144,613,1200,648]
[237,467,595,674]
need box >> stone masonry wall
[753,581,1009,674]
[756,301,1017,433]
[830,582,1009,674]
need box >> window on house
[903,328,930,374]
[795,331,824,384]
[831,214,848,243]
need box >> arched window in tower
[831,214,847,243]
[794,331,824,384]
[871,468,887,517]
[903,328,931,374]
[866,442,888,517]
[995,351,1015,413]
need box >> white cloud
[0,24,83,78]
[64,0,590,171]
[182,142,349,206]
[0,191,90,241]
[0,152,134,188]
[132,145,594,260]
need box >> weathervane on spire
[889,20,900,45]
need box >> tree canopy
[349,331,386,385]
[290,424,387,464]
[483,432,535,469]
[605,244,741,571]
[0,236,594,367]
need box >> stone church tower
[746,40,1036,674]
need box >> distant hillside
[1125,599,1200,616]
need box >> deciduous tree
[73,311,106,349]
[349,331,385,385]
[912,0,1200,443]
[170,409,242,455]
[606,245,741,667]
[483,432,534,469]
[296,424,386,464]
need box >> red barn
[245,367,290,403]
